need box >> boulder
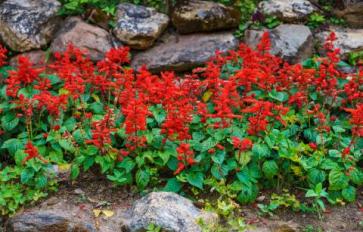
[171,0,240,34]
[315,27,363,58]
[259,0,317,22]
[9,50,47,68]
[0,0,61,52]
[333,0,363,28]
[120,192,217,232]
[131,31,238,72]
[113,3,169,50]
[50,17,115,61]
[244,24,313,63]
[5,210,96,232]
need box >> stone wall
[1,0,363,73]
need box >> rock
[50,17,115,61]
[0,0,61,52]
[171,0,240,34]
[244,24,313,63]
[333,0,363,28]
[315,27,363,58]
[113,3,169,49]
[9,50,47,68]
[84,8,112,30]
[131,31,238,72]
[259,0,317,22]
[5,211,96,232]
[120,192,218,232]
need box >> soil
[4,172,363,232]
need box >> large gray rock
[120,192,217,232]
[0,0,61,52]
[244,24,313,63]
[131,31,238,72]
[113,3,169,50]
[333,0,363,28]
[259,0,317,22]
[171,0,240,34]
[5,211,96,232]
[315,27,363,58]
[50,17,115,61]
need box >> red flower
[174,143,195,174]
[6,56,43,97]
[232,137,253,151]
[309,143,317,150]
[86,110,116,150]
[342,147,350,158]
[345,104,363,137]
[0,44,7,67]
[23,142,47,164]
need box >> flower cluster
[0,44,7,67]
[1,31,362,207]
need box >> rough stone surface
[244,24,313,63]
[5,210,96,232]
[50,17,115,61]
[333,0,363,28]
[0,0,61,52]
[131,31,238,72]
[171,0,240,34]
[315,27,363,58]
[9,50,47,68]
[259,0,317,22]
[113,3,169,50]
[120,192,217,232]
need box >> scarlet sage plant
[0,32,362,215]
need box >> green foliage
[348,51,363,66]
[0,164,56,215]
[59,0,121,15]
[307,13,326,29]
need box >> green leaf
[70,165,80,180]
[235,151,251,167]
[163,178,182,192]
[308,168,326,185]
[200,138,217,152]
[211,164,228,180]
[48,150,63,163]
[211,150,225,164]
[1,112,19,131]
[136,169,150,189]
[349,168,363,185]
[20,168,34,184]
[35,175,47,188]
[1,138,24,155]
[186,172,204,189]
[14,150,27,165]
[237,183,258,204]
[328,150,341,158]
[262,160,278,179]
[64,117,77,131]
[268,90,289,102]
[342,186,356,202]
[117,157,135,173]
[95,156,112,173]
[59,139,75,152]
[83,156,95,171]
[252,144,270,158]
[88,102,104,114]
[329,169,349,191]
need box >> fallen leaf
[93,209,101,217]
[102,210,114,218]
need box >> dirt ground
[6,172,363,232]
